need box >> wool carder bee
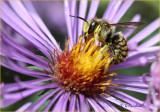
[70,15,143,65]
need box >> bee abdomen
[111,32,128,65]
[113,36,127,45]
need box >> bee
[70,15,143,65]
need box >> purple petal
[1,31,48,66]
[111,50,158,70]
[64,1,74,50]
[123,14,141,38]
[1,20,49,59]
[79,94,90,111]
[1,43,48,70]
[77,1,88,37]
[72,18,78,44]
[96,97,120,111]
[16,102,32,112]
[112,1,134,23]
[1,59,47,78]
[8,1,42,33]
[23,1,61,51]
[142,73,149,84]
[144,92,156,111]
[150,61,159,91]
[1,2,51,58]
[87,1,100,20]
[111,91,145,105]
[26,88,60,111]
[112,86,148,94]
[110,92,149,111]
[107,1,122,21]
[151,89,159,111]
[44,90,64,111]
[3,84,57,99]
[103,1,117,19]
[137,47,159,53]
[2,77,52,95]
[104,100,120,111]
[8,1,59,51]
[112,80,148,88]
[87,98,104,111]
[70,1,77,44]
[2,84,57,107]
[139,33,159,48]
[76,95,80,111]
[144,94,151,111]
[52,92,71,111]
[128,40,138,51]
[2,60,48,79]
[68,94,76,111]
[128,18,159,43]
[139,56,148,67]
[128,46,159,57]
[113,74,150,82]
[7,1,54,52]
[70,1,77,19]
[102,96,145,111]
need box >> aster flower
[143,58,159,111]
[1,1,159,111]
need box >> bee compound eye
[88,21,97,34]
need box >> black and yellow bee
[70,15,143,65]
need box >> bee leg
[101,42,105,47]
[83,33,92,43]
[105,37,114,54]
[94,33,100,45]
[84,36,87,43]
[108,45,115,55]
[108,43,120,65]
[83,32,87,43]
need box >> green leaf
[38,99,51,111]
[27,66,44,72]
[38,80,55,85]
[38,55,51,63]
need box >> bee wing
[110,22,144,29]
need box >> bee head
[88,20,97,34]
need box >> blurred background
[1,1,159,111]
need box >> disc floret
[48,36,119,97]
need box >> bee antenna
[69,15,88,24]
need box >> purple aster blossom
[1,1,159,111]
[143,58,159,111]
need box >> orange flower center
[48,36,119,97]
